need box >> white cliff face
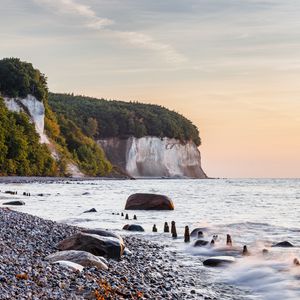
[98,136,207,178]
[4,95,49,144]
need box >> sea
[1,178,299,300]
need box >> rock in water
[57,232,124,259]
[272,241,294,248]
[203,256,235,267]
[194,240,209,247]
[123,224,145,232]
[45,250,108,270]
[190,228,205,237]
[83,208,97,213]
[125,193,174,210]
[2,200,25,206]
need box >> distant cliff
[49,94,207,179]
[99,137,207,178]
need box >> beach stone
[81,229,124,245]
[125,193,174,210]
[53,260,84,272]
[83,208,97,213]
[57,232,124,259]
[45,250,108,270]
[2,200,25,206]
[123,224,145,232]
[203,256,235,267]
[194,240,209,247]
[272,241,294,247]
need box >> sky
[1,0,300,178]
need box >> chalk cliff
[4,95,49,144]
[98,137,207,178]
[3,95,83,177]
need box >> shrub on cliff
[0,58,48,101]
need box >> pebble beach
[0,208,217,300]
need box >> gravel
[0,208,203,299]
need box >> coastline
[0,208,202,299]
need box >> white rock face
[4,95,49,144]
[99,136,207,178]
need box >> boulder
[45,250,108,270]
[83,208,97,213]
[125,193,174,210]
[2,200,25,206]
[53,260,84,272]
[194,239,209,247]
[203,256,235,267]
[81,229,124,245]
[123,224,145,232]
[57,232,124,259]
[272,241,294,248]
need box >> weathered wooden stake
[184,226,190,243]
[164,222,170,233]
[171,221,177,238]
[152,224,157,232]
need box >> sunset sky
[1,0,300,178]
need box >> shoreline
[0,208,204,299]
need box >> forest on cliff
[49,94,201,146]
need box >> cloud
[33,0,187,64]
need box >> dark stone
[272,241,294,248]
[194,239,209,247]
[2,200,25,206]
[57,232,124,259]
[83,208,97,213]
[123,224,145,232]
[125,193,174,210]
[190,228,205,237]
[203,256,235,267]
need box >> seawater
[1,179,299,299]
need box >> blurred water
[1,178,300,299]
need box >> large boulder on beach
[57,232,124,259]
[125,193,174,210]
[203,256,235,267]
[2,200,25,206]
[272,241,294,248]
[123,224,145,232]
[81,229,124,245]
[45,250,108,270]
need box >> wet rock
[57,232,124,259]
[82,192,91,195]
[272,241,294,248]
[194,240,209,247]
[123,224,145,232]
[125,193,174,210]
[45,250,108,270]
[83,208,97,213]
[190,228,205,237]
[203,256,235,267]
[2,200,25,206]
